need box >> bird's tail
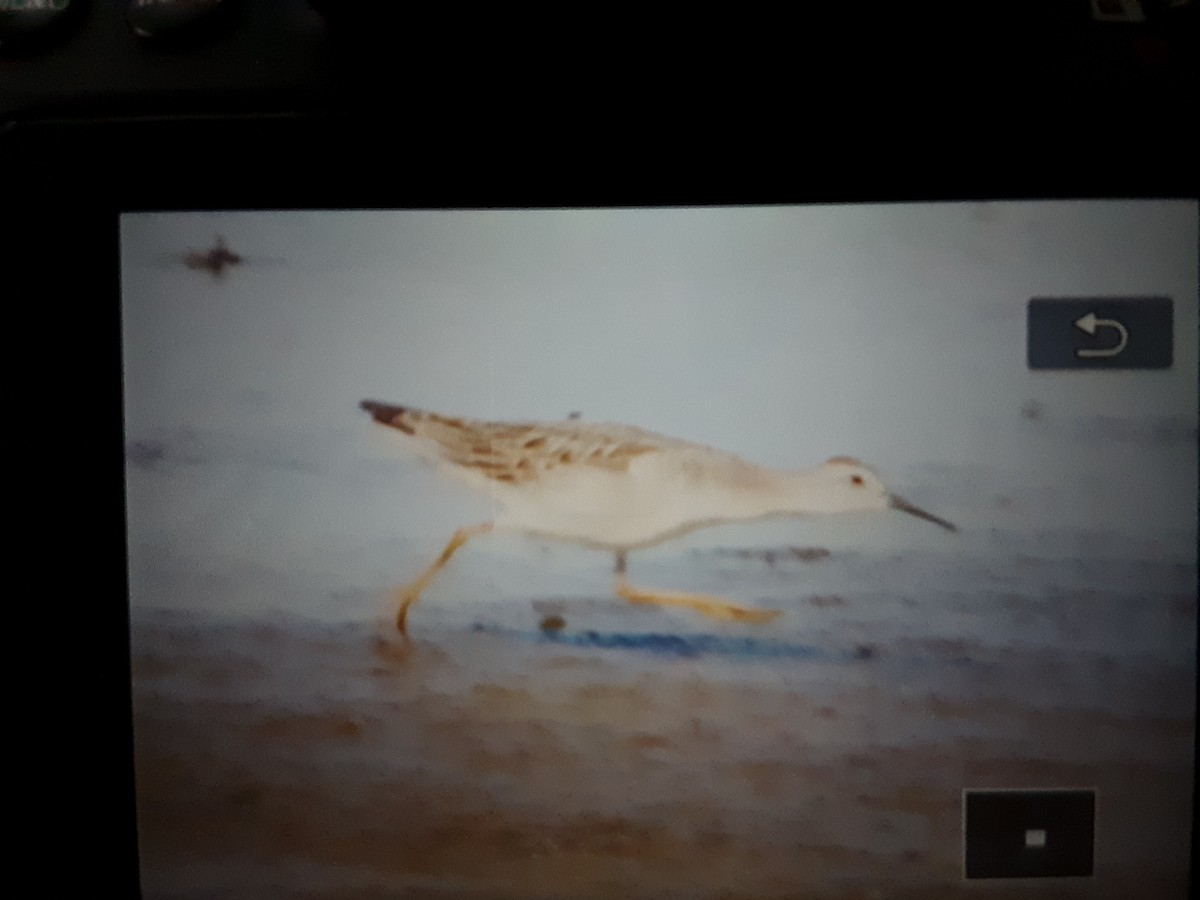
[360,400,495,475]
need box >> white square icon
[1025,828,1047,849]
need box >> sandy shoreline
[130,610,1193,899]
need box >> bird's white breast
[493,449,777,549]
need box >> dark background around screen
[3,4,1195,897]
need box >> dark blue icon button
[1027,297,1172,370]
[964,789,1096,879]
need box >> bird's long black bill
[890,495,957,532]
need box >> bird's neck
[707,466,837,522]
[767,467,843,517]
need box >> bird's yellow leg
[397,522,493,637]
[615,573,782,624]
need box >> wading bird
[361,400,956,637]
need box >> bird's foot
[617,581,782,624]
[391,521,494,638]
[396,586,421,637]
[709,603,784,624]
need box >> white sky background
[120,202,1198,554]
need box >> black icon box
[964,789,1095,879]
[1027,297,1172,370]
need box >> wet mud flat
[130,610,1193,900]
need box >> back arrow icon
[1074,312,1128,358]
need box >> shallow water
[123,413,1199,898]
[129,530,1194,899]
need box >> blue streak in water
[472,623,847,661]
[468,623,992,667]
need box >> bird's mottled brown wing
[360,400,661,484]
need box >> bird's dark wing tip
[361,399,400,418]
[360,400,416,432]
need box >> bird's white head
[800,457,957,531]
[810,457,890,512]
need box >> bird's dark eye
[850,474,864,486]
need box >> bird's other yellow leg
[612,551,782,624]
[397,522,493,637]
